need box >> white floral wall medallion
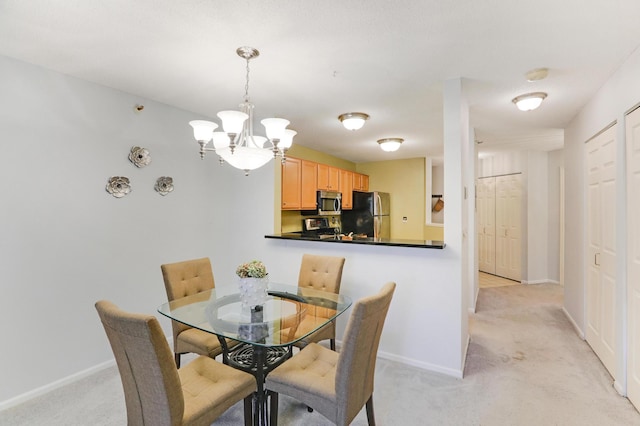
[155,176,174,196]
[106,176,131,198]
[128,146,151,168]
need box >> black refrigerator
[341,191,390,239]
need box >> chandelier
[189,46,296,176]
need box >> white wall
[547,149,564,283]
[443,78,469,372]
[0,55,469,406]
[563,45,640,390]
[526,151,549,283]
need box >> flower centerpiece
[236,260,269,307]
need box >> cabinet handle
[595,253,600,266]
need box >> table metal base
[219,338,291,425]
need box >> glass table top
[157,282,352,348]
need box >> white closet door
[627,107,640,409]
[495,174,522,281]
[586,124,617,377]
[478,177,496,274]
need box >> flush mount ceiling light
[188,46,295,176]
[512,92,548,111]
[338,112,369,130]
[525,67,549,82]
[377,138,403,152]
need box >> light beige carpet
[2,283,639,425]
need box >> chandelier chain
[244,58,250,102]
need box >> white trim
[0,360,115,411]
[468,286,479,314]
[521,279,560,285]
[376,349,464,379]
[563,307,585,340]
[460,335,471,377]
[426,223,444,228]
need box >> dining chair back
[95,300,255,426]
[295,254,345,349]
[161,257,224,366]
[266,282,396,426]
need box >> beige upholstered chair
[293,254,346,350]
[95,300,256,426]
[161,257,228,367]
[266,282,396,426]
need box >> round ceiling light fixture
[377,138,403,152]
[338,112,369,130]
[512,92,547,111]
[525,67,549,82]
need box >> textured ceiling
[1,0,640,163]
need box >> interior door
[495,174,522,281]
[627,107,640,409]
[477,177,496,274]
[586,124,617,378]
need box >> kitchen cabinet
[282,156,369,211]
[301,160,318,209]
[339,169,353,210]
[282,158,318,210]
[353,172,369,191]
[318,163,340,191]
[281,157,302,209]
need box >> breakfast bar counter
[265,233,445,249]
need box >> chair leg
[365,396,376,426]
[174,353,181,368]
[243,395,253,426]
[269,391,278,425]
[330,338,336,351]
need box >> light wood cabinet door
[339,169,353,209]
[352,172,370,191]
[318,164,340,191]
[361,174,369,191]
[301,160,318,210]
[281,157,301,209]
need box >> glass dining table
[157,282,352,426]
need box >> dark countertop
[265,233,445,249]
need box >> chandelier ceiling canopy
[188,46,295,175]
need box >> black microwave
[302,191,341,216]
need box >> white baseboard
[461,335,471,377]
[4,337,466,411]
[468,286,479,314]
[0,360,115,411]
[376,348,464,379]
[521,279,560,285]
[562,306,585,340]
[336,340,464,379]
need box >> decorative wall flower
[154,176,174,196]
[128,146,151,168]
[106,176,131,198]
